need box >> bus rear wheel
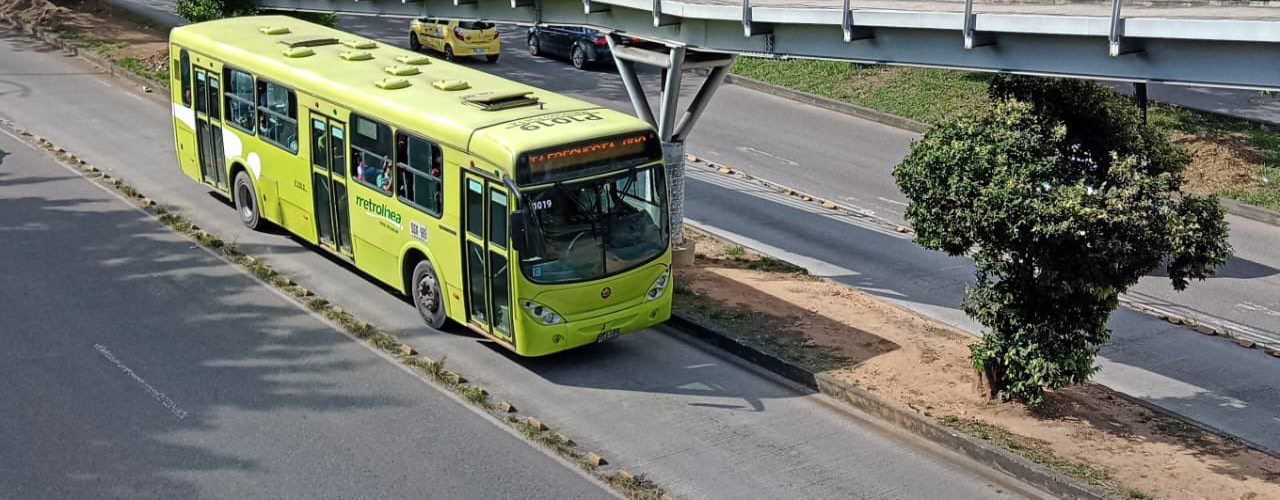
[412,259,448,329]
[233,170,262,230]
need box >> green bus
[168,16,671,356]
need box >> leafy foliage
[174,0,255,23]
[893,75,1230,404]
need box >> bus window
[256,79,298,154]
[179,49,191,108]
[224,68,256,133]
[351,114,392,194]
[489,189,507,248]
[194,71,206,114]
[395,133,443,217]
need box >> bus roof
[170,16,653,175]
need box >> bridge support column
[606,35,735,266]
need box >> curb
[667,315,1108,500]
[1219,196,1280,227]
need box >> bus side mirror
[509,210,528,253]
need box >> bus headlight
[521,300,563,325]
[645,269,671,301]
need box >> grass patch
[940,415,1119,493]
[724,245,745,258]
[118,56,168,83]
[731,58,993,124]
[675,291,849,372]
[1129,489,1156,500]
[49,23,83,40]
[1150,104,1280,211]
[84,39,129,55]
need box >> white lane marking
[94,344,189,420]
[1237,302,1280,318]
[95,79,114,87]
[737,146,799,167]
[684,363,716,369]
[0,126,40,151]
[877,196,908,207]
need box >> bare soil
[677,228,1280,499]
[1175,131,1268,194]
[4,0,170,74]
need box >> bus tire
[408,31,421,51]
[443,44,455,62]
[233,170,262,231]
[412,259,448,329]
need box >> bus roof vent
[374,77,412,90]
[281,47,315,58]
[462,90,540,111]
[341,39,377,50]
[384,65,421,76]
[259,26,290,35]
[278,36,339,48]
[433,79,470,91]
[395,54,431,65]
[340,50,373,61]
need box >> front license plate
[473,48,486,54]
[597,329,621,343]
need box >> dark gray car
[527,26,612,69]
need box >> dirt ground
[1175,131,1268,194]
[678,229,1280,499]
[4,0,170,73]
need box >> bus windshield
[520,165,667,284]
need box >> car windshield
[520,165,667,284]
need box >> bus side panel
[170,44,200,182]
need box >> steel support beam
[603,39,735,253]
[1134,82,1148,124]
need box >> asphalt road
[0,126,611,498]
[335,19,1280,453]
[0,31,1041,499]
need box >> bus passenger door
[309,114,354,257]
[463,173,515,346]
[193,66,227,190]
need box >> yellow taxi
[409,18,501,63]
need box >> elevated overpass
[252,0,1280,248]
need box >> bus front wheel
[233,171,262,230]
[412,259,448,329]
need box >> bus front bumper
[515,292,672,356]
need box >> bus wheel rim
[417,275,438,311]
[238,184,252,218]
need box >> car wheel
[412,259,448,329]
[486,54,499,63]
[443,44,455,61]
[233,170,262,231]
[408,31,421,51]
[528,36,540,57]
[571,44,586,69]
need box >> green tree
[175,0,255,23]
[175,0,337,26]
[893,75,1230,405]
